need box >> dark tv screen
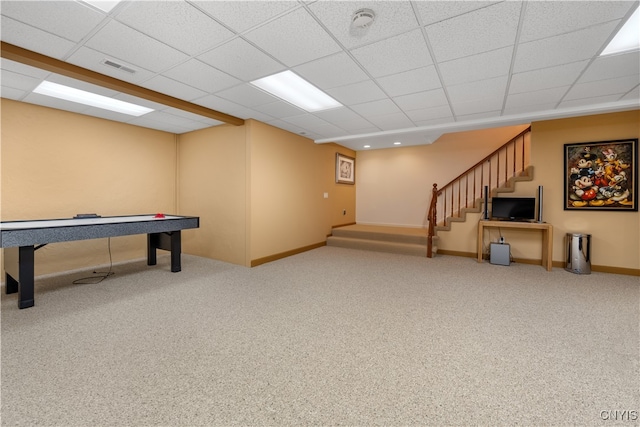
[491,197,536,221]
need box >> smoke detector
[352,8,375,28]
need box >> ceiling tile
[197,38,285,82]
[564,75,640,101]
[580,51,640,83]
[453,98,503,117]
[1,59,50,79]
[252,100,305,119]
[414,1,501,26]
[620,88,640,101]
[513,21,619,73]
[351,99,402,117]
[162,107,224,127]
[404,105,453,123]
[0,0,105,43]
[163,59,241,94]
[127,113,197,134]
[0,86,27,100]
[314,107,374,130]
[114,1,235,56]
[308,1,420,49]
[282,113,333,130]
[231,107,275,122]
[192,94,244,114]
[294,52,369,91]
[425,2,521,63]
[350,29,433,77]
[456,110,502,122]
[509,61,589,94]
[216,83,279,108]
[439,47,513,87]
[0,68,44,92]
[393,88,449,111]
[519,1,636,43]
[505,86,569,110]
[1,16,77,59]
[447,76,508,104]
[503,102,558,116]
[244,8,342,67]
[265,119,308,136]
[190,1,300,34]
[376,66,441,97]
[67,46,155,84]
[140,75,208,101]
[326,80,387,105]
[85,20,190,73]
[559,95,624,110]
[412,116,454,129]
[369,112,414,131]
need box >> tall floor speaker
[483,185,489,220]
[537,185,544,222]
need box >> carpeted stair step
[327,235,428,257]
[327,224,437,257]
[331,226,428,245]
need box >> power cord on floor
[72,238,115,285]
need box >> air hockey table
[1,214,199,309]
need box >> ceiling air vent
[101,59,136,74]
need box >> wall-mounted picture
[336,153,355,185]
[564,139,637,211]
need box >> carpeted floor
[1,247,638,426]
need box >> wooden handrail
[426,126,531,258]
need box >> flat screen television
[491,197,536,221]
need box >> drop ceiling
[1,0,638,151]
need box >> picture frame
[564,139,637,211]
[336,153,355,185]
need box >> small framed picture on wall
[336,153,355,184]
[564,139,637,211]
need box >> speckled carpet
[2,247,638,426]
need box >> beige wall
[356,124,529,227]
[1,99,177,275]
[4,97,635,275]
[529,110,639,271]
[357,110,640,273]
[1,100,356,279]
[176,124,248,266]
[247,120,355,263]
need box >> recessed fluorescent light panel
[601,7,640,55]
[33,81,154,116]
[250,70,342,112]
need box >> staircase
[327,127,532,258]
[434,165,534,232]
[326,224,431,257]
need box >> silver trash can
[565,233,591,274]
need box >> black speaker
[537,185,544,222]
[483,185,489,220]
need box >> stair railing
[427,127,531,258]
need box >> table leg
[147,231,181,272]
[6,246,36,309]
[147,233,157,266]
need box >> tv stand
[477,220,553,271]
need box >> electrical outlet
[343,209,346,215]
